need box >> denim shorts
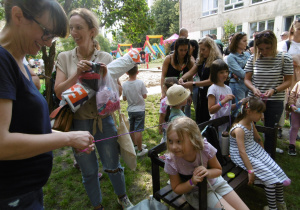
[128,111,145,131]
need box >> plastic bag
[96,72,120,115]
[61,83,96,113]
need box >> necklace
[76,47,94,61]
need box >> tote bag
[113,110,137,170]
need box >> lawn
[43,94,300,210]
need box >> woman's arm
[264,75,293,98]
[244,72,261,97]
[161,55,171,99]
[179,64,198,83]
[0,99,94,160]
[227,55,246,79]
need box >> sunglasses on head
[255,32,273,40]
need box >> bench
[148,116,278,209]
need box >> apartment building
[180,0,300,41]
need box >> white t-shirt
[207,84,232,120]
[280,40,300,56]
[122,79,148,112]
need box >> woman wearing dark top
[0,1,94,209]
[161,38,194,99]
[179,37,222,124]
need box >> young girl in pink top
[164,117,248,210]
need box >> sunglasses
[255,32,273,40]
[31,17,57,42]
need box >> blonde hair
[253,30,277,63]
[197,37,222,68]
[166,117,204,153]
[69,8,100,50]
[288,19,300,41]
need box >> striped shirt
[244,52,293,100]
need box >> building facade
[180,0,300,41]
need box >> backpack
[286,40,291,52]
[201,125,227,166]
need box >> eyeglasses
[31,18,56,41]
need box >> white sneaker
[137,148,148,156]
[276,148,284,154]
[117,195,134,209]
[134,144,147,151]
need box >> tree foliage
[223,20,236,45]
[151,0,179,39]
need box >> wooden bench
[148,116,278,209]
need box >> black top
[0,47,52,199]
[166,63,189,79]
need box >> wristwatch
[193,81,196,87]
[273,88,278,95]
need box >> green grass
[44,94,300,209]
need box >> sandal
[94,204,104,210]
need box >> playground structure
[116,43,132,58]
[143,35,166,60]
[111,35,171,61]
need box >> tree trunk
[42,42,56,113]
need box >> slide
[144,40,156,55]
[144,46,157,60]
[153,43,165,57]
[117,48,123,56]
[159,44,166,55]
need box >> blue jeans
[264,100,283,156]
[0,188,43,210]
[229,82,248,116]
[185,87,198,118]
[128,111,145,131]
[72,116,126,207]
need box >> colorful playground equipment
[116,44,132,58]
[143,35,166,59]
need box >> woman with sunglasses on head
[161,38,194,100]
[54,8,133,210]
[179,37,222,124]
[227,32,251,116]
[0,1,95,209]
[244,30,294,156]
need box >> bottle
[221,131,229,156]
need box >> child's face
[217,69,229,83]
[168,131,194,158]
[249,110,263,122]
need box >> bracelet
[189,179,195,187]
[248,169,254,174]
[291,105,295,107]
[218,101,223,107]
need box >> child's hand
[223,94,235,103]
[248,173,255,185]
[193,166,208,179]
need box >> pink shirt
[164,138,217,185]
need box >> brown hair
[233,97,266,124]
[173,38,191,67]
[229,32,247,53]
[197,37,222,68]
[4,0,68,38]
[69,8,100,50]
[253,30,277,63]
[127,64,138,76]
[210,59,229,84]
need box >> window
[249,19,274,38]
[236,25,242,32]
[202,0,218,16]
[284,15,300,31]
[202,29,217,37]
[224,0,244,11]
[252,0,269,4]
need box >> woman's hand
[178,78,184,84]
[77,60,92,74]
[181,81,192,88]
[264,88,275,98]
[252,88,262,97]
[67,131,95,154]
[248,173,255,185]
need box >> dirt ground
[119,70,162,88]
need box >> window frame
[251,0,270,4]
[224,0,244,11]
[202,0,218,17]
[249,19,274,38]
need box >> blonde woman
[54,8,132,210]
[179,37,222,124]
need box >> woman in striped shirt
[244,30,294,156]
